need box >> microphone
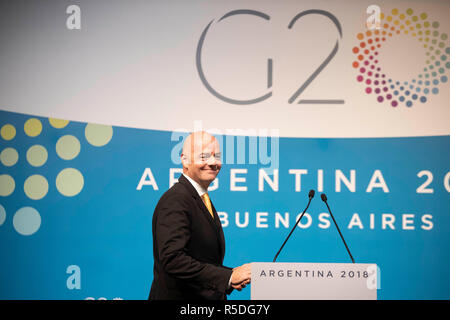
[320,193,355,263]
[273,189,315,262]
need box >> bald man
[149,131,251,300]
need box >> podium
[251,262,377,300]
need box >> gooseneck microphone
[320,193,355,263]
[273,189,315,262]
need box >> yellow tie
[201,193,214,219]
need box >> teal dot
[406,100,413,107]
[416,87,421,92]
[432,71,437,77]
[435,61,441,66]
[441,55,447,61]
[446,62,450,68]
[446,47,450,54]
[432,87,439,94]
[441,75,448,83]
[424,88,429,94]
[399,96,405,102]
[439,67,444,73]
[433,79,439,85]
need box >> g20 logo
[196,9,344,105]
[197,8,448,108]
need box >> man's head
[181,131,222,189]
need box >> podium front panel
[251,262,377,300]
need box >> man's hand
[231,263,251,291]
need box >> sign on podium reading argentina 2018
[0,0,449,300]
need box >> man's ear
[181,153,189,166]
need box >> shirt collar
[182,173,207,197]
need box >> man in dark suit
[149,131,251,300]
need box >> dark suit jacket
[149,174,233,300]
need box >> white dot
[13,207,41,236]
[0,204,6,226]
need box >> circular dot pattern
[352,8,448,107]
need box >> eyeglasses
[198,152,222,162]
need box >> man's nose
[207,154,219,166]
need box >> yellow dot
[26,145,48,167]
[0,174,15,196]
[399,14,405,20]
[85,123,113,147]
[420,13,428,20]
[391,9,398,15]
[0,147,19,166]
[1,124,16,141]
[24,118,42,137]
[24,175,48,200]
[49,118,69,129]
[56,135,80,160]
[380,13,385,20]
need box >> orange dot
[357,33,364,40]
[352,47,359,54]
[388,33,392,37]
[383,23,389,29]
[358,54,364,61]
[374,30,380,35]
[360,42,366,48]
[377,44,381,47]
[366,30,372,37]
[364,49,370,54]
[352,61,359,68]
[391,26,395,31]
